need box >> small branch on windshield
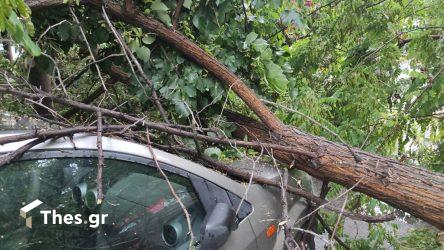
[96,111,105,205]
[0,138,46,167]
[0,125,131,145]
[280,168,296,250]
[145,130,195,249]
[235,148,263,214]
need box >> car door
[0,149,256,249]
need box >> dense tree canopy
[0,0,443,248]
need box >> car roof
[0,132,246,197]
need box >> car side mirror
[200,202,236,249]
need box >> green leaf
[151,0,169,11]
[128,39,140,52]
[56,25,70,41]
[142,34,156,45]
[6,11,40,56]
[281,10,303,27]
[244,32,258,49]
[271,0,282,7]
[252,38,268,53]
[204,147,222,159]
[136,46,151,62]
[174,100,191,117]
[183,0,192,9]
[22,36,41,56]
[155,11,172,26]
[251,0,265,8]
[265,61,288,93]
[184,85,196,97]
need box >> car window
[0,157,205,249]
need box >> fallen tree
[21,0,444,229]
[0,86,395,224]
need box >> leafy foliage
[1,0,443,248]
[0,0,40,55]
[398,228,441,249]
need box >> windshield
[0,157,205,249]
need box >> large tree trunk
[225,111,444,229]
[26,0,444,229]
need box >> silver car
[0,133,313,249]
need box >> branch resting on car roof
[0,123,395,223]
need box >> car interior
[0,156,206,249]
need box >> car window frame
[11,149,252,225]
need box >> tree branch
[0,138,46,167]
[69,7,107,92]
[153,143,395,223]
[102,7,171,123]
[316,214,351,250]
[96,110,105,204]
[145,130,195,248]
[172,0,184,29]
[0,124,129,145]
[0,86,316,156]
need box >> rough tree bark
[225,111,444,229]
[26,0,444,229]
[28,60,53,119]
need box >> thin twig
[25,97,72,125]
[37,20,69,44]
[172,0,184,29]
[299,181,330,245]
[405,66,444,112]
[328,194,348,249]
[262,99,362,163]
[236,148,263,214]
[291,227,332,245]
[62,54,124,84]
[30,113,70,127]
[102,6,170,123]
[316,214,351,250]
[281,168,296,250]
[309,0,343,16]
[0,125,130,145]
[145,130,194,249]
[241,0,248,32]
[41,52,67,95]
[96,110,105,204]
[69,7,107,92]
[0,138,47,167]
[292,176,366,227]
